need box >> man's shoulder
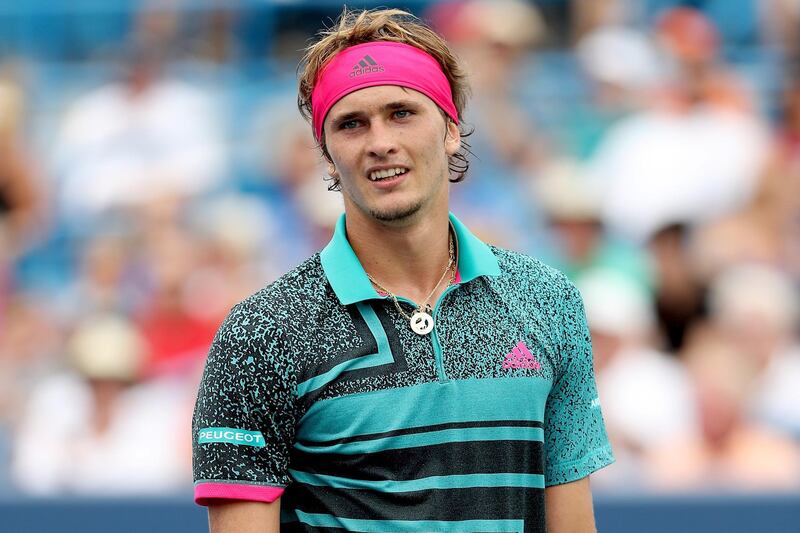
[489,245,574,294]
[251,252,325,301]
[224,253,330,330]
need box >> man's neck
[345,208,454,307]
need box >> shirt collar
[320,212,501,306]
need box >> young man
[192,8,614,533]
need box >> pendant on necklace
[410,311,434,335]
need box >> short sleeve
[191,300,297,505]
[543,280,614,486]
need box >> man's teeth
[369,168,407,181]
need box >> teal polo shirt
[192,212,614,533]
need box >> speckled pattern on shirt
[192,215,614,532]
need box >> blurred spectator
[184,192,284,320]
[0,296,66,407]
[0,295,63,493]
[571,24,663,158]
[760,0,800,60]
[130,2,182,56]
[54,232,147,321]
[645,330,800,492]
[643,263,800,491]
[0,66,44,351]
[535,158,653,289]
[655,6,753,112]
[691,71,800,281]
[587,7,769,242]
[588,102,769,242]
[11,314,190,495]
[649,223,708,351]
[690,159,800,282]
[133,205,219,379]
[775,68,800,171]
[130,1,239,65]
[0,68,42,258]
[579,269,697,490]
[707,265,800,438]
[52,44,226,219]
[570,0,637,42]
[576,25,662,103]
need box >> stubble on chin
[369,199,425,223]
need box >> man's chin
[369,201,424,223]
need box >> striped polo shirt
[192,212,614,532]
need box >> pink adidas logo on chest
[501,341,541,370]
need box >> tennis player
[192,8,614,533]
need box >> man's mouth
[368,167,409,181]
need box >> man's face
[323,85,460,225]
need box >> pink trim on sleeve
[194,482,285,506]
[453,269,462,284]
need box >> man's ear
[444,121,461,156]
[322,144,338,178]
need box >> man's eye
[394,110,412,119]
[340,120,360,130]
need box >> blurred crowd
[1,0,799,497]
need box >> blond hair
[297,8,472,189]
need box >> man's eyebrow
[329,110,363,125]
[385,100,421,110]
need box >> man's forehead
[326,85,436,119]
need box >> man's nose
[366,120,398,158]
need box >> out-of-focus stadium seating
[0,1,799,531]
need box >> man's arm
[545,476,597,533]
[208,500,281,533]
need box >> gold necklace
[366,231,456,335]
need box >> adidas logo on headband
[350,54,385,78]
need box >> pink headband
[311,41,459,140]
